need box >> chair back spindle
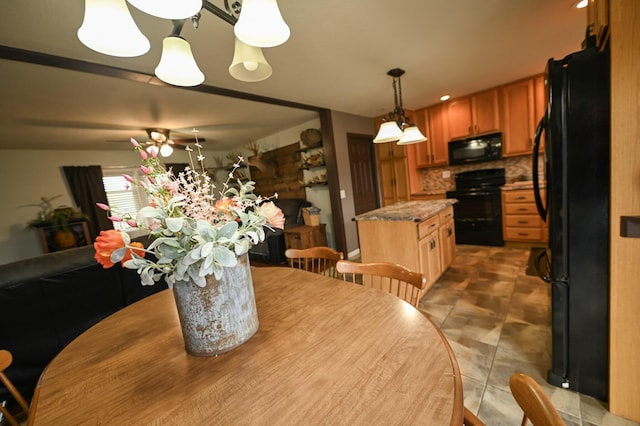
[336,260,426,308]
[285,246,343,278]
[0,350,31,426]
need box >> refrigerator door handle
[532,117,547,221]
[534,247,553,283]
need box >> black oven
[446,168,506,246]
[448,132,502,165]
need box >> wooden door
[501,79,535,157]
[447,97,472,140]
[393,157,409,203]
[379,160,396,206]
[533,74,546,153]
[427,104,450,165]
[471,89,501,135]
[411,108,431,168]
[347,134,379,215]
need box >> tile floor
[418,244,639,426]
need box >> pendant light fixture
[155,35,205,87]
[373,68,427,145]
[228,37,273,82]
[233,0,290,48]
[77,0,289,86]
[126,0,202,20]
[77,0,150,57]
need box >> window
[102,168,149,232]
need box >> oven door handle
[532,117,547,221]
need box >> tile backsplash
[419,155,543,193]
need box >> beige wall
[329,110,377,257]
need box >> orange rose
[94,230,145,268]
[215,198,236,214]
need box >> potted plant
[27,196,89,250]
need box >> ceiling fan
[141,128,206,157]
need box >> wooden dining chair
[0,350,31,426]
[336,260,426,308]
[285,246,343,278]
[509,373,566,426]
[463,407,486,426]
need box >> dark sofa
[249,198,311,264]
[0,240,168,404]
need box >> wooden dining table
[31,266,463,425]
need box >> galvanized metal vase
[172,253,259,356]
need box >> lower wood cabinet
[356,205,456,299]
[501,189,547,243]
[284,224,327,250]
[438,208,456,273]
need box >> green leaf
[219,221,239,238]
[165,217,185,232]
[212,246,237,267]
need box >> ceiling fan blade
[172,137,206,144]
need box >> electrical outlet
[442,170,451,178]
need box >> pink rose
[259,202,285,229]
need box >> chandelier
[77,0,290,86]
[373,68,427,145]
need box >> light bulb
[243,61,259,71]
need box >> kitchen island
[354,200,457,299]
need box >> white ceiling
[0,0,586,152]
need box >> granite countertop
[354,199,457,222]
[501,180,546,191]
[411,189,448,196]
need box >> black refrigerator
[532,46,610,401]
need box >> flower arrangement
[93,137,285,288]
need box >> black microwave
[448,133,503,165]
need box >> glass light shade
[373,121,403,143]
[77,0,150,57]
[397,126,428,145]
[159,143,174,157]
[146,145,159,155]
[234,0,290,48]
[229,38,272,82]
[126,0,202,19]
[155,36,205,87]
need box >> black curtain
[63,165,113,240]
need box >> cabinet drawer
[438,206,454,223]
[503,189,545,203]
[505,215,542,228]
[418,215,440,239]
[504,203,538,215]
[504,227,543,241]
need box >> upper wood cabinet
[427,104,449,165]
[533,74,546,153]
[409,105,449,169]
[447,89,500,140]
[500,78,536,157]
[587,0,609,49]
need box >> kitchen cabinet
[284,224,327,250]
[500,78,536,157]
[418,215,442,286]
[410,105,449,168]
[587,0,609,50]
[501,188,547,244]
[355,200,457,298]
[376,142,409,206]
[447,89,500,140]
[438,206,456,273]
[533,74,546,153]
